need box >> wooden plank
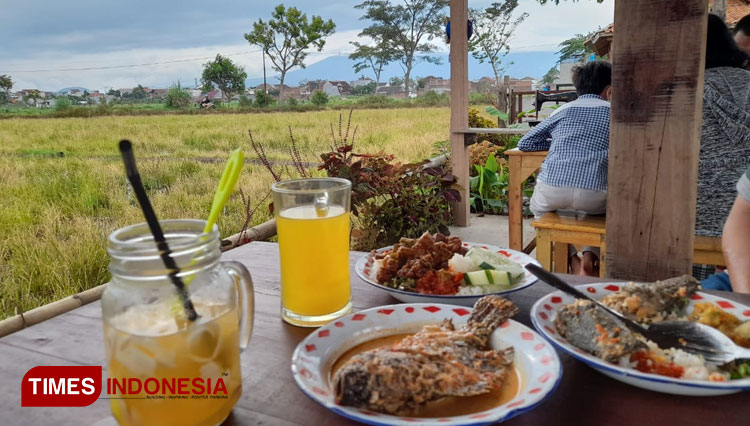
[452,128,529,135]
[449,0,470,227]
[553,242,569,273]
[693,250,726,266]
[531,213,607,234]
[548,229,604,248]
[536,229,553,270]
[606,0,708,280]
[505,148,548,158]
[508,153,524,250]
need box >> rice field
[0,107,451,320]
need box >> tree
[254,90,273,107]
[245,4,335,99]
[0,75,12,103]
[557,31,597,62]
[350,82,377,96]
[107,89,121,98]
[201,54,247,104]
[541,66,560,85]
[389,76,404,87]
[123,85,148,101]
[349,38,394,89]
[469,1,528,87]
[165,82,191,109]
[356,0,449,96]
[311,90,329,106]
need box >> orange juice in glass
[272,178,352,326]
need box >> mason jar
[101,219,253,426]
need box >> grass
[0,107,453,319]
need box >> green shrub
[286,97,298,106]
[416,90,449,106]
[254,90,272,107]
[311,90,329,106]
[54,97,72,110]
[165,83,191,109]
[238,95,253,108]
[469,108,506,146]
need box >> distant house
[420,76,450,94]
[509,77,535,92]
[376,85,408,98]
[317,81,351,97]
[555,57,582,89]
[350,77,374,87]
[89,91,105,104]
[203,90,223,101]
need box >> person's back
[518,60,612,212]
[517,61,612,275]
[696,15,750,237]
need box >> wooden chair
[531,213,607,277]
[531,212,725,278]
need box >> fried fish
[333,296,518,415]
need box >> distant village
[7,75,549,108]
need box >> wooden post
[450,0,470,227]
[509,89,517,125]
[606,0,708,281]
[712,0,726,21]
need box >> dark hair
[706,14,750,69]
[572,61,612,96]
[735,14,750,35]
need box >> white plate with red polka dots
[355,242,541,307]
[531,283,750,396]
[291,302,561,425]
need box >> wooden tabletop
[1,241,748,426]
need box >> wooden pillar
[712,0,726,21]
[449,0,470,227]
[606,0,708,281]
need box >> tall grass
[0,107,451,319]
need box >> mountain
[246,51,558,87]
[57,86,90,94]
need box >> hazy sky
[0,1,613,91]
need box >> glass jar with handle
[101,219,254,426]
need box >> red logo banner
[22,366,102,407]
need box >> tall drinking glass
[272,178,352,327]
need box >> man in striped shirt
[518,61,612,275]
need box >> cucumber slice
[485,269,494,284]
[478,261,495,270]
[465,270,491,286]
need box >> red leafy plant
[319,111,460,251]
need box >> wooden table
[506,148,547,251]
[1,241,748,426]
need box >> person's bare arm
[723,196,750,293]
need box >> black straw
[119,140,199,321]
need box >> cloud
[1,1,613,91]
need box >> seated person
[694,14,750,280]
[735,14,750,56]
[518,60,612,276]
[704,165,750,294]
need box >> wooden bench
[531,212,725,278]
